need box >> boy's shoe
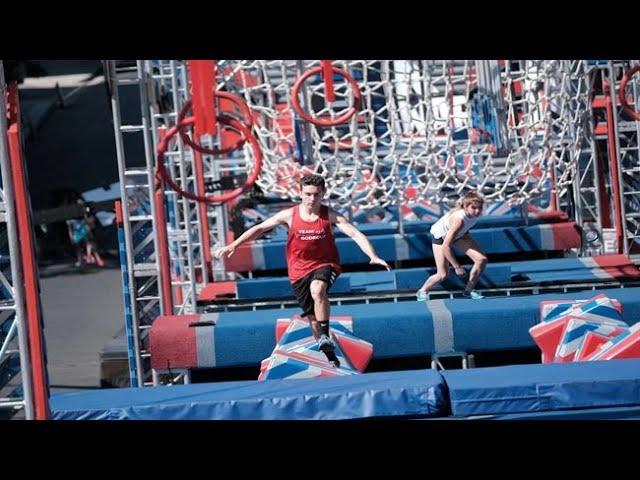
[317,334,337,353]
[317,334,340,367]
[461,290,484,299]
[416,290,428,301]
[324,350,341,368]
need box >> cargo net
[215,60,587,212]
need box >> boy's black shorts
[291,265,338,317]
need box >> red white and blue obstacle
[259,316,373,380]
[530,293,640,363]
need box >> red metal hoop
[177,90,254,155]
[291,65,361,127]
[157,114,263,203]
[618,64,640,121]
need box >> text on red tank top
[286,205,341,283]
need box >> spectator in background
[64,191,104,268]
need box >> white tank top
[430,209,479,241]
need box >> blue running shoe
[461,290,484,299]
[416,290,428,301]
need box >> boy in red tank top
[214,174,391,366]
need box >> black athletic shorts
[431,234,444,245]
[291,265,338,317]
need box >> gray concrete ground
[18,60,126,393]
[40,265,124,393]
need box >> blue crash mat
[50,369,448,420]
[442,358,640,417]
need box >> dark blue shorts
[431,235,444,245]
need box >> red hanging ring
[157,114,263,203]
[618,64,640,121]
[178,90,254,155]
[291,64,361,127]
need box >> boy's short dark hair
[300,174,326,191]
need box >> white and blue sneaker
[416,290,428,301]
[461,290,484,299]
[317,334,340,367]
[317,334,337,353]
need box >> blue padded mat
[442,359,640,417]
[227,256,638,302]
[510,257,595,273]
[254,223,578,269]
[486,405,640,420]
[268,214,566,239]
[50,369,448,420]
[525,270,610,283]
[205,287,640,367]
[234,264,511,300]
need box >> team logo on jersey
[296,229,326,241]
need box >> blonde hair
[450,191,484,214]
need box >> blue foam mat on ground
[50,360,640,420]
[441,359,640,417]
[208,287,640,367]
[485,405,640,420]
[50,369,448,420]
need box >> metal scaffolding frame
[551,61,607,255]
[574,60,640,256]
[0,62,49,418]
[107,59,640,386]
[0,62,34,419]
[107,60,241,385]
[145,60,205,312]
[607,60,640,255]
[106,60,165,386]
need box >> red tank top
[286,205,341,283]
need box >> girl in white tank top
[430,208,479,241]
[417,192,487,301]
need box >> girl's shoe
[416,290,428,301]
[462,290,484,299]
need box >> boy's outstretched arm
[330,210,391,271]
[214,208,291,259]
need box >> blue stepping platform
[160,287,640,369]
